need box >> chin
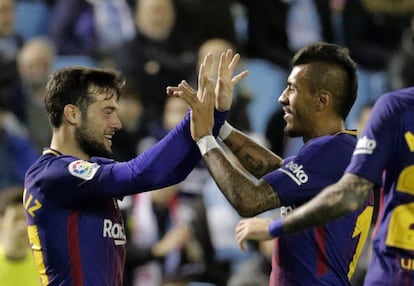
[285,127,301,138]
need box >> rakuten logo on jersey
[354,136,376,155]
[279,161,309,186]
[103,219,126,246]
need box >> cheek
[84,116,105,133]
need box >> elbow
[236,204,263,218]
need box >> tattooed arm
[203,146,280,217]
[281,173,374,234]
[235,173,373,248]
[221,127,283,178]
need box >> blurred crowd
[0,0,413,285]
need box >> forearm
[221,126,283,178]
[128,110,228,189]
[199,137,279,217]
[271,173,373,236]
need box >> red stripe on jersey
[270,238,284,286]
[68,210,83,286]
[315,226,328,277]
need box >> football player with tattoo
[23,50,248,286]
[237,86,414,286]
[170,42,374,285]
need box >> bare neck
[303,117,345,143]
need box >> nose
[112,114,122,130]
[278,88,288,106]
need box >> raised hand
[167,53,216,142]
[215,49,249,111]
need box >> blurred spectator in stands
[111,82,153,162]
[0,185,40,285]
[115,0,196,125]
[226,241,273,286]
[0,98,37,190]
[342,0,413,128]
[234,0,290,135]
[48,0,135,65]
[13,0,52,41]
[0,0,23,100]
[328,0,347,45]
[174,0,238,51]
[124,186,193,286]
[388,14,414,90]
[286,0,337,52]
[6,37,55,152]
[126,182,227,285]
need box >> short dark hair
[45,67,125,127]
[292,42,358,120]
[0,186,24,215]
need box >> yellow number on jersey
[23,189,42,217]
[386,165,414,250]
[348,206,374,279]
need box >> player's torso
[24,154,126,285]
[270,133,372,285]
[366,97,414,285]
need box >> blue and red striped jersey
[346,87,414,286]
[264,131,373,286]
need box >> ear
[316,90,332,112]
[63,104,81,125]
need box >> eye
[104,107,116,115]
[286,85,295,93]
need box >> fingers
[218,49,233,79]
[236,220,247,251]
[166,86,180,96]
[198,61,205,89]
[166,80,197,98]
[228,50,240,72]
[217,52,226,79]
[218,49,243,78]
[239,239,247,252]
[232,70,249,84]
[203,52,213,77]
[202,78,215,105]
[179,80,197,94]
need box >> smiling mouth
[284,113,293,121]
[104,135,113,145]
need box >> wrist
[196,135,219,156]
[218,121,233,141]
[268,218,285,238]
